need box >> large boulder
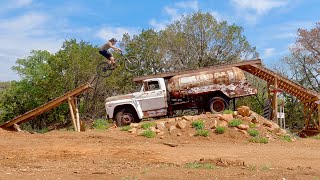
[220,114,234,122]
[237,106,251,117]
[176,120,187,129]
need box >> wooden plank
[0,82,92,128]
[68,97,78,131]
[133,59,262,82]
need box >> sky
[0,0,319,81]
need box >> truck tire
[115,108,137,127]
[209,97,229,113]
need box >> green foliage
[247,129,259,137]
[37,127,49,134]
[215,126,226,134]
[261,164,271,171]
[185,162,216,169]
[280,135,292,142]
[142,130,156,138]
[195,130,209,137]
[93,119,109,130]
[191,120,205,130]
[313,135,320,140]
[141,122,156,129]
[121,125,132,131]
[223,110,233,114]
[250,136,269,144]
[249,123,257,128]
[229,119,243,127]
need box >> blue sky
[0,0,319,81]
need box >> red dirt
[0,126,320,180]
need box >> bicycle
[96,52,140,77]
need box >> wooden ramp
[0,82,92,129]
[237,63,320,130]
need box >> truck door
[135,80,167,117]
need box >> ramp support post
[272,78,278,123]
[68,97,79,132]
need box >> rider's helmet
[109,38,118,42]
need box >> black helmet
[109,38,118,42]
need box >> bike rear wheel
[96,62,113,77]
[124,56,140,72]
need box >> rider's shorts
[99,50,112,60]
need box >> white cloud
[149,0,199,31]
[96,27,140,42]
[262,48,275,58]
[14,0,33,8]
[231,0,290,24]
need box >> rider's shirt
[100,42,112,51]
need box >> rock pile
[123,106,293,142]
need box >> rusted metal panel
[167,67,253,98]
[133,59,262,82]
[143,109,167,118]
[170,80,257,98]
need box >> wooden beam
[0,82,91,128]
[272,78,278,123]
[68,97,78,131]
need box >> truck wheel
[115,108,136,127]
[209,97,229,113]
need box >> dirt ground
[0,125,320,180]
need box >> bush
[215,126,226,134]
[185,162,216,169]
[247,129,259,137]
[141,122,156,130]
[93,119,109,130]
[250,136,269,144]
[195,130,209,137]
[223,110,233,114]
[281,135,292,142]
[142,130,156,138]
[121,125,132,131]
[37,127,49,134]
[249,123,257,128]
[313,135,320,140]
[192,120,204,130]
[229,119,243,127]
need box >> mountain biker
[99,38,122,66]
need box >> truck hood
[105,94,134,103]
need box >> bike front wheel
[124,56,140,72]
[96,62,113,77]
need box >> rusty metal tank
[167,67,246,96]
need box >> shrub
[141,122,156,130]
[37,127,49,134]
[142,130,156,138]
[229,119,243,127]
[195,130,209,137]
[250,136,269,144]
[215,126,226,134]
[313,135,320,140]
[192,120,204,130]
[249,123,257,128]
[247,129,259,137]
[223,110,233,114]
[121,125,132,131]
[185,162,216,169]
[281,135,292,142]
[93,119,109,130]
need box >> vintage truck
[105,66,257,126]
